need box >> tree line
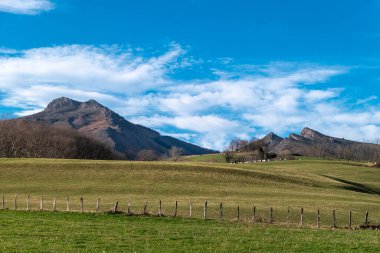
[223,138,276,163]
[0,119,116,160]
[0,119,186,161]
[135,146,184,161]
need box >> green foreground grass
[0,210,379,253]
[0,158,380,251]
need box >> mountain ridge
[258,127,380,160]
[23,97,216,158]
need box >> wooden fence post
[365,211,369,228]
[14,194,17,211]
[1,193,4,210]
[96,198,100,213]
[269,207,273,224]
[26,193,30,211]
[127,200,131,216]
[40,196,44,211]
[143,201,147,215]
[333,209,336,228]
[66,196,70,212]
[204,201,208,220]
[80,197,84,213]
[237,206,240,221]
[300,208,304,227]
[253,206,256,221]
[219,203,223,221]
[158,200,162,217]
[287,207,290,225]
[317,209,320,228]
[53,196,56,212]
[189,203,192,218]
[349,210,352,229]
[174,201,178,218]
[113,201,119,213]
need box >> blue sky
[0,0,380,150]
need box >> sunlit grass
[0,158,379,228]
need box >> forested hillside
[0,119,116,160]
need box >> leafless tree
[168,146,184,161]
[136,149,159,161]
[0,119,116,160]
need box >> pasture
[0,211,379,252]
[0,158,379,251]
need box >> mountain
[260,132,283,150]
[23,97,216,158]
[258,127,380,160]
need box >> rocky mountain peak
[289,133,301,140]
[83,99,104,108]
[300,127,324,140]
[259,132,283,149]
[45,97,80,111]
[264,132,283,141]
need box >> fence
[1,193,379,230]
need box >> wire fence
[1,193,379,230]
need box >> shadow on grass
[322,175,380,195]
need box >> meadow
[0,157,379,251]
[0,211,379,252]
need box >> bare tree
[136,149,158,161]
[0,119,116,160]
[168,146,184,161]
[228,138,249,152]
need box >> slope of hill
[23,97,216,158]
[0,158,379,225]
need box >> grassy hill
[181,153,226,162]
[0,158,379,224]
[0,158,379,251]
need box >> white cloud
[15,108,44,117]
[159,132,197,141]
[0,48,18,54]
[356,95,378,105]
[2,43,380,150]
[304,89,340,102]
[4,85,120,115]
[132,115,243,134]
[131,115,253,150]
[0,44,184,103]
[0,0,54,15]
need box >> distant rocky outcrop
[261,127,380,160]
[23,97,216,158]
[259,132,283,150]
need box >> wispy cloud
[0,44,184,109]
[131,115,251,149]
[356,95,378,105]
[0,0,54,15]
[0,48,19,54]
[1,43,380,150]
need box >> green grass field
[0,158,379,251]
[0,210,379,252]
